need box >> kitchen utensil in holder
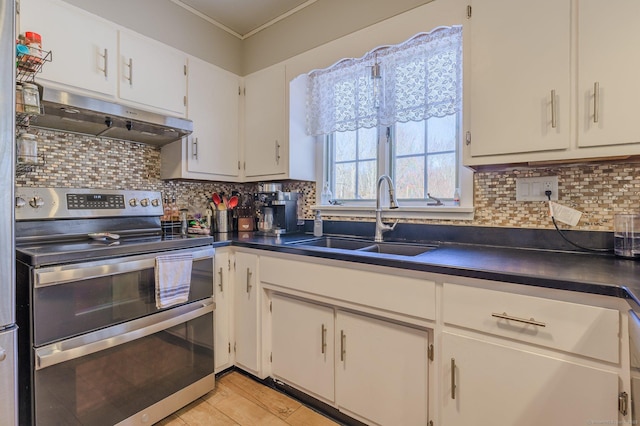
[214,209,234,233]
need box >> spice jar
[17,133,38,164]
[24,32,42,62]
[15,83,24,113]
[21,83,40,114]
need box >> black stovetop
[16,234,214,267]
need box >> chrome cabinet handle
[593,81,600,123]
[491,312,546,327]
[192,138,198,160]
[550,89,557,128]
[246,268,252,293]
[126,58,133,85]
[451,358,456,399]
[340,330,346,361]
[99,48,108,78]
[218,267,223,292]
[0,347,6,362]
[275,140,281,164]
[321,324,327,354]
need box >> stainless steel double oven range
[15,187,215,426]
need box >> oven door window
[34,310,214,426]
[33,256,213,346]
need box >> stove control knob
[140,198,149,207]
[129,198,138,207]
[15,197,26,208]
[151,199,160,207]
[29,196,45,208]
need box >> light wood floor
[155,371,340,426]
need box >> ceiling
[171,0,316,39]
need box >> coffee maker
[255,190,299,235]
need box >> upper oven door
[31,247,214,347]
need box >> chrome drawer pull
[321,324,327,354]
[246,268,252,293]
[593,81,600,123]
[550,89,557,128]
[218,267,223,291]
[451,358,456,399]
[492,312,546,327]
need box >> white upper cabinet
[19,0,118,98]
[161,56,241,181]
[577,0,640,148]
[243,65,315,182]
[244,64,287,179]
[118,30,187,117]
[465,0,640,166]
[19,0,187,117]
[466,0,571,159]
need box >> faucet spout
[375,175,400,242]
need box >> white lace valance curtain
[306,25,463,136]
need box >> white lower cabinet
[214,249,233,373]
[441,332,619,426]
[271,294,335,402]
[270,292,429,426]
[335,310,429,426]
[233,252,260,376]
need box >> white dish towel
[155,253,193,309]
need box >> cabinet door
[243,65,286,178]
[467,0,571,157]
[577,0,640,148]
[442,332,619,426]
[186,57,240,178]
[19,0,117,98]
[272,294,335,403]
[336,311,429,426]
[233,252,260,375]
[118,30,187,116]
[214,250,232,372]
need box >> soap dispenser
[313,211,323,237]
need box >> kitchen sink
[286,236,437,257]
[356,242,437,256]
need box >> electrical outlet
[515,176,559,201]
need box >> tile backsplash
[17,129,640,232]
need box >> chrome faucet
[375,175,400,242]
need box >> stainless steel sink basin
[287,236,437,257]
[356,242,437,256]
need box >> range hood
[29,86,193,146]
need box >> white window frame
[312,37,474,220]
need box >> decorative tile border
[17,129,639,231]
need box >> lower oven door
[34,298,215,426]
[32,247,214,346]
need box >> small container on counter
[313,211,323,237]
[614,213,640,258]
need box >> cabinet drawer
[443,283,619,363]
[261,256,436,321]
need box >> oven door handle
[34,247,214,288]
[35,298,215,370]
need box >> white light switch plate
[515,176,558,201]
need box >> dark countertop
[210,230,640,312]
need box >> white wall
[281,0,467,82]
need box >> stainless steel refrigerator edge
[0,0,18,425]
